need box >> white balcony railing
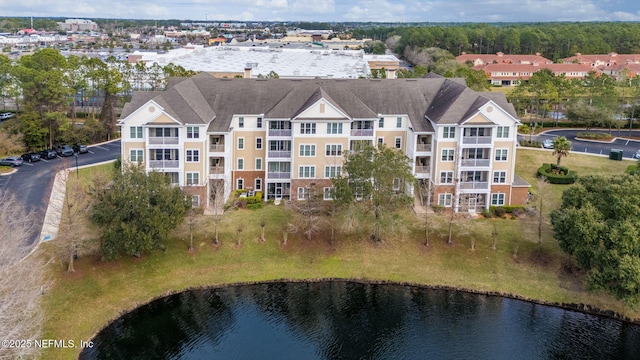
[210,167,224,174]
[460,158,491,167]
[148,137,179,145]
[268,151,292,158]
[415,166,430,173]
[462,136,492,145]
[268,129,292,137]
[149,160,180,168]
[209,144,225,152]
[415,144,432,151]
[459,181,489,190]
[350,129,374,137]
[267,172,291,179]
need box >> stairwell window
[440,171,453,184]
[443,126,455,139]
[496,126,509,138]
[441,149,455,161]
[186,172,200,186]
[438,193,453,207]
[187,126,199,139]
[301,123,316,134]
[238,117,244,128]
[495,149,508,161]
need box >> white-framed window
[394,137,402,149]
[327,123,343,134]
[396,117,402,128]
[438,193,453,207]
[495,149,508,161]
[354,184,364,201]
[378,117,384,128]
[325,144,342,156]
[186,172,200,186]
[491,193,506,206]
[238,137,245,150]
[440,171,453,184]
[377,137,384,146]
[256,137,263,150]
[299,144,316,157]
[323,187,334,200]
[187,126,199,139]
[186,149,199,162]
[130,126,143,139]
[324,165,342,178]
[191,195,200,207]
[443,126,455,139]
[297,187,310,200]
[254,178,262,191]
[129,149,143,163]
[496,126,509,138]
[255,157,262,170]
[441,149,455,161]
[298,166,315,178]
[237,178,244,190]
[392,178,401,191]
[237,158,244,170]
[493,171,507,183]
[238,117,244,128]
[300,123,316,134]
[257,117,263,128]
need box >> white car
[0,113,14,120]
[632,149,640,159]
[542,139,554,149]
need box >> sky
[2,0,640,23]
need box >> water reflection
[81,282,640,360]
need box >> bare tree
[290,184,324,241]
[208,179,226,246]
[60,173,88,272]
[0,190,47,360]
[259,219,266,242]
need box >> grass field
[38,149,639,359]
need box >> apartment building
[118,73,529,213]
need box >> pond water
[80,281,640,360]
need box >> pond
[80,281,640,360]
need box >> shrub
[519,139,542,148]
[481,209,492,218]
[493,207,506,218]
[576,132,612,140]
[433,205,445,213]
[537,163,577,184]
[247,202,263,210]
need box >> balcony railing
[459,181,489,190]
[415,144,432,151]
[415,166,430,173]
[268,129,292,137]
[267,172,291,179]
[149,160,180,168]
[350,129,374,137]
[460,158,491,167]
[462,136,492,145]
[148,137,179,145]
[210,166,224,174]
[268,151,292,158]
[209,144,225,152]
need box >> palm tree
[552,136,571,168]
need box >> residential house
[562,52,640,80]
[118,73,528,213]
[475,63,595,86]
[456,52,553,67]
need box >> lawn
[38,149,640,359]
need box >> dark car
[21,152,41,163]
[0,156,23,167]
[39,149,57,160]
[73,144,88,154]
[55,144,74,157]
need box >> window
[187,126,199,139]
[238,137,244,150]
[256,137,263,150]
[300,123,316,134]
[327,123,343,134]
[186,149,199,162]
[237,178,244,190]
[254,178,262,191]
[325,165,342,178]
[129,149,143,163]
[491,193,505,206]
[323,187,334,200]
[396,117,402,128]
[443,126,455,139]
[325,144,342,156]
[496,126,509,138]
[438,193,453,207]
[394,137,402,149]
[441,149,455,161]
[299,144,316,157]
[493,171,506,183]
[378,118,384,128]
[298,166,315,178]
[495,149,508,161]
[130,126,143,139]
[257,117,263,129]
[238,117,244,128]
[440,171,453,184]
[255,158,262,170]
[354,184,364,201]
[392,178,401,191]
[186,172,199,186]
[237,158,244,170]
[377,137,384,146]
[191,195,199,207]
[297,187,310,200]
[166,172,179,185]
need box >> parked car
[632,149,640,159]
[54,144,74,157]
[0,156,23,167]
[542,139,554,149]
[0,112,14,121]
[73,144,88,154]
[21,152,41,163]
[39,149,58,160]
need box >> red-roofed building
[475,63,596,86]
[456,52,553,66]
[562,52,640,80]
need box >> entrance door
[275,184,283,200]
[468,196,477,213]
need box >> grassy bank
[39,149,639,359]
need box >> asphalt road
[523,129,640,159]
[1,140,121,248]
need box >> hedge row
[576,132,612,140]
[537,163,577,184]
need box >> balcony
[148,136,179,145]
[462,136,492,145]
[460,158,491,167]
[268,150,291,158]
[415,166,430,174]
[268,129,292,137]
[415,143,432,152]
[210,166,224,174]
[459,181,489,190]
[267,172,291,179]
[149,160,180,168]
[350,129,374,137]
[209,144,225,152]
